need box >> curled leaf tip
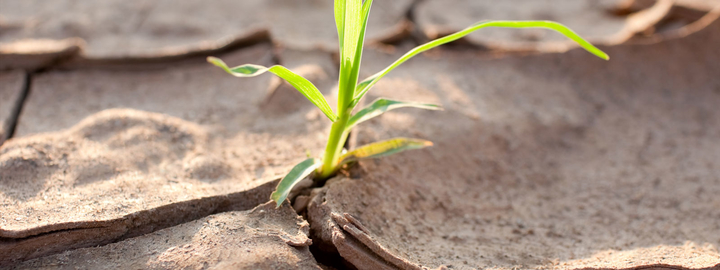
[207,56,224,66]
[424,141,434,147]
[353,20,611,102]
[590,49,610,61]
[208,58,338,121]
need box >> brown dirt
[308,11,720,270]
[0,39,82,71]
[0,70,24,143]
[14,44,335,181]
[0,0,412,59]
[622,0,720,37]
[0,45,337,264]
[2,2,720,270]
[676,0,720,11]
[0,108,282,262]
[415,0,673,52]
[13,202,320,270]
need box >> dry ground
[1,1,719,269]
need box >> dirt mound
[0,109,280,263]
[14,44,334,181]
[308,11,720,270]
[14,202,320,270]
[0,45,337,264]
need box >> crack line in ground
[0,179,279,266]
[50,30,272,71]
[4,71,32,143]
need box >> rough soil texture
[0,0,412,58]
[1,2,719,270]
[13,202,320,270]
[415,0,673,52]
[0,109,280,263]
[0,45,336,264]
[14,44,335,173]
[623,0,720,36]
[0,39,82,71]
[0,71,24,143]
[308,13,720,270]
[676,0,720,11]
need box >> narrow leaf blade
[352,20,610,105]
[341,0,362,73]
[338,138,433,166]
[335,0,346,52]
[270,158,320,207]
[347,98,442,131]
[346,0,373,105]
[208,57,338,122]
[337,0,364,106]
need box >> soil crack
[0,179,279,265]
[2,71,31,144]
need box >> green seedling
[209,0,609,207]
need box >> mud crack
[2,72,31,145]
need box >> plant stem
[319,112,350,179]
[319,59,357,179]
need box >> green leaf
[340,0,362,74]
[338,138,433,166]
[270,158,320,207]
[352,20,610,106]
[335,0,346,52]
[346,98,442,131]
[347,0,373,102]
[337,0,367,110]
[208,57,338,122]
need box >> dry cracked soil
[1,0,720,269]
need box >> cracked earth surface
[1,1,720,269]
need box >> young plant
[208,0,609,207]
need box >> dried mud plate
[0,45,335,264]
[309,12,720,270]
[14,202,320,270]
